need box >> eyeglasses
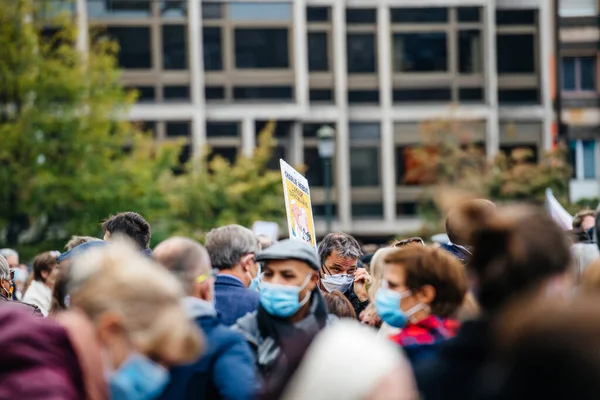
[393,237,425,248]
[196,268,218,284]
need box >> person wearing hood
[154,237,256,400]
[317,233,370,318]
[233,239,335,380]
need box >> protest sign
[280,159,317,247]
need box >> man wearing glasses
[317,233,371,318]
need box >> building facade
[75,0,555,238]
[559,0,600,202]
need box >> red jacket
[0,307,85,399]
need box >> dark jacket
[414,318,491,400]
[0,307,85,399]
[0,293,43,317]
[161,298,255,400]
[344,287,369,318]
[214,274,260,326]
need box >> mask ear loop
[298,274,314,307]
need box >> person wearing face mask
[233,239,336,380]
[317,233,371,318]
[206,225,262,326]
[154,237,256,400]
[0,240,204,400]
[0,255,42,316]
[375,245,467,367]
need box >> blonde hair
[68,240,203,365]
[368,247,396,302]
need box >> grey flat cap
[255,239,320,270]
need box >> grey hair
[205,225,260,270]
[318,233,363,264]
[0,249,18,260]
[0,255,9,280]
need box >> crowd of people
[1,203,600,399]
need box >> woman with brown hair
[323,290,356,319]
[22,251,61,316]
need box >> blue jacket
[161,298,256,400]
[214,275,260,326]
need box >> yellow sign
[280,159,317,248]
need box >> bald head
[153,237,211,296]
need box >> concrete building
[559,0,600,202]
[76,0,555,239]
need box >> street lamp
[317,125,335,234]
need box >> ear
[240,254,253,272]
[416,284,436,306]
[307,271,319,291]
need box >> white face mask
[321,274,354,293]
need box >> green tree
[0,0,174,247]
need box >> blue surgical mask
[321,274,354,293]
[108,353,170,400]
[249,274,260,292]
[259,274,312,318]
[375,287,423,328]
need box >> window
[233,86,293,100]
[346,9,376,24]
[105,27,151,69]
[229,3,292,21]
[347,33,376,73]
[458,30,482,74]
[393,32,447,72]
[560,0,598,17]
[208,148,239,165]
[164,86,190,101]
[498,89,539,104]
[166,121,190,138]
[203,27,222,71]
[393,88,452,102]
[496,10,536,25]
[352,203,383,218]
[162,26,187,70]
[457,7,480,22]
[128,86,155,103]
[88,0,151,18]
[390,8,448,23]
[206,121,240,165]
[583,140,596,179]
[562,57,597,92]
[497,34,535,73]
[310,89,334,102]
[459,88,484,102]
[308,32,329,71]
[307,7,329,22]
[348,90,379,104]
[235,28,289,69]
[349,123,380,187]
[205,86,225,100]
[202,3,222,19]
[206,122,239,138]
[161,0,186,17]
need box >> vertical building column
[539,0,554,151]
[378,4,395,223]
[485,1,499,159]
[290,122,303,166]
[189,0,206,156]
[332,1,351,230]
[242,117,255,157]
[75,0,88,53]
[293,0,309,111]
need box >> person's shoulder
[231,311,260,346]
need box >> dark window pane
[205,86,225,100]
[496,10,536,25]
[562,57,576,91]
[202,3,222,19]
[178,144,191,166]
[350,123,380,140]
[307,6,329,22]
[235,28,289,69]
[303,123,336,138]
[497,34,535,73]
[164,86,190,101]
[208,147,238,164]
[393,33,447,72]
[162,25,187,70]
[161,0,186,17]
[347,33,376,73]
[308,32,329,71]
[88,0,150,18]
[303,148,333,186]
[580,57,596,91]
[348,90,379,104]
[459,30,482,73]
[266,145,286,170]
[229,3,292,21]
[310,89,333,102]
[105,27,151,69]
[390,8,448,23]
[498,89,539,104]
[568,140,577,179]
[206,122,239,138]
[233,86,293,100]
[350,147,380,186]
[128,86,155,103]
[166,121,191,138]
[352,203,383,218]
[132,120,157,137]
[459,88,484,102]
[583,140,596,179]
[203,27,222,71]
[393,88,452,102]
[457,7,480,22]
[396,202,418,216]
[346,9,376,24]
[313,204,338,218]
[255,120,291,139]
